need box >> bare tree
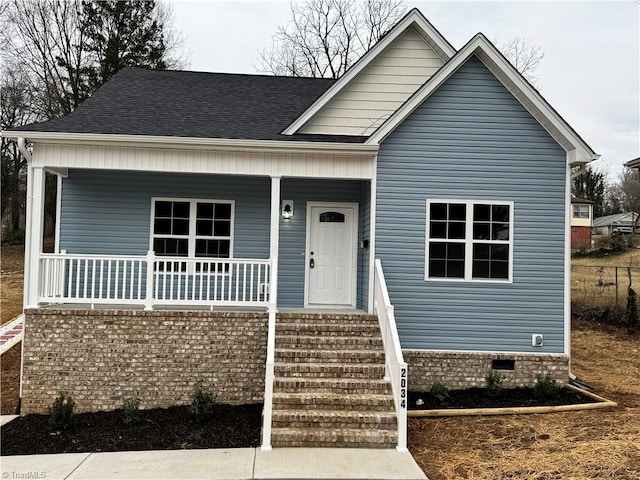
[1,68,39,235]
[2,0,91,119]
[498,37,544,86]
[258,0,406,78]
[0,0,188,239]
[616,168,640,216]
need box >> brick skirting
[21,309,268,414]
[404,350,569,391]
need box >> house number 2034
[399,367,407,409]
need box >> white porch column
[26,166,45,308]
[269,176,281,309]
[262,175,281,451]
[367,164,378,314]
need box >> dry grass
[410,320,640,480]
[572,249,640,308]
[1,244,25,324]
[572,249,640,267]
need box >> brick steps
[274,377,392,395]
[271,313,396,449]
[276,335,383,349]
[275,348,384,363]
[277,313,379,325]
[272,392,394,411]
[275,362,385,378]
[272,409,396,429]
[270,427,397,449]
[277,322,381,336]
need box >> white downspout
[17,138,32,406]
[18,138,33,310]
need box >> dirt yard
[1,244,25,324]
[410,320,640,480]
[1,245,639,478]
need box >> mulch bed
[408,387,597,410]
[1,403,262,456]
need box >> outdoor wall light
[282,200,294,219]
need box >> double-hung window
[426,200,513,282]
[572,205,590,219]
[151,198,234,271]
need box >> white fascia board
[367,34,599,166]
[5,131,379,156]
[281,9,456,136]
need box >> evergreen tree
[81,1,168,90]
[573,167,606,217]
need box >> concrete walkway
[0,447,427,480]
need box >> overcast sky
[170,1,639,180]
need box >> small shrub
[485,370,504,398]
[49,394,75,431]
[122,397,142,426]
[188,381,217,422]
[534,373,562,400]
[429,382,450,404]
[592,234,639,256]
[1,228,25,245]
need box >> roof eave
[365,34,599,166]
[4,131,380,156]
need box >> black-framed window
[426,200,513,282]
[151,199,234,262]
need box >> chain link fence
[572,265,640,308]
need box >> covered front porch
[27,171,374,312]
[18,138,407,451]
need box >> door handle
[310,258,315,268]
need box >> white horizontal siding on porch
[33,144,375,179]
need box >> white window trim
[425,199,514,283]
[149,197,235,260]
[572,204,590,219]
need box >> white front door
[306,203,358,307]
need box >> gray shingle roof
[592,212,638,228]
[14,68,367,143]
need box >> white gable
[300,27,446,136]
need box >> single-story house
[571,195,594,250]
[624,157,640,169]
[592,212,639,235]
[5,9,599,450]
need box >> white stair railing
[374,259,408,452]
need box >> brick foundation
[21,309,267,414]
[404,350,569,391]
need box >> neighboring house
[571,195,593,250]
[592,212,639,235]
[624,157,640,169]
[5,9,599,450]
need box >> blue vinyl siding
[59,170,369,308]
[376,56,567,353]
[59,170,271,258]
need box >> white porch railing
[38,252,271,308]
[373,259,408,452]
